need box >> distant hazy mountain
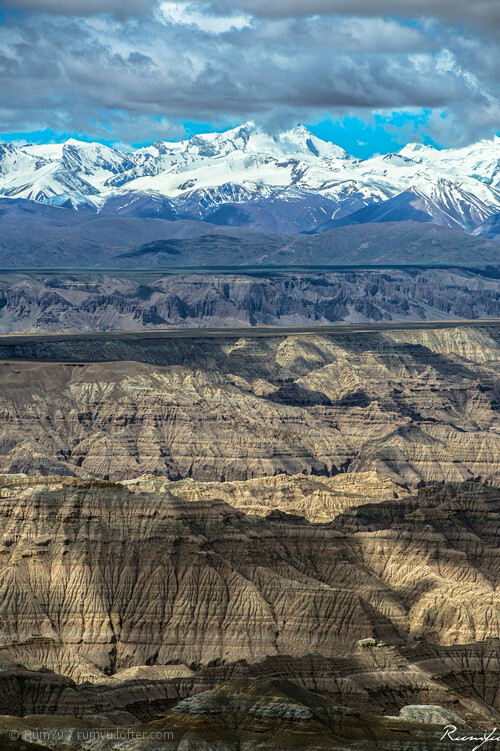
[0,198,498,268]
[2,124,500,235]
[474,212,500,239]
[0,268,498,333]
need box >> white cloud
[158,2,251,33]
[0,0,498,148]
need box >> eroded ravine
[0,326,498,485]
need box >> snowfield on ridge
[2,123,500,235]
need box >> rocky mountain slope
[0,477,498,749]
[0,268,499,332]
[0,325,498,485]
[1,197,499,268]
[0,671,486,750]
[123,470,409,522]
[3,124,500,236]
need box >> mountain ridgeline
[0,124,499,272]
[0,268,500,333]
[1,124,500,234]
[0,198,499,269]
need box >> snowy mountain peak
[2,126,500,235]
[146,123,351,164]
[399,142,437,156]
[64,137,92,147]
[271,124,352,161]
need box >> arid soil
[0,326,498,485]
[0,477,498,748]
[0,268,499,332]
[0,323,498,749]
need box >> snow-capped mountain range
[2,123,500,236]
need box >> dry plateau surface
[0,325,497,484]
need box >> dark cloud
[3,0,154,17]
[185,0,500,26]
[0,2,498,147]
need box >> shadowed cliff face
[0,326,498,748]
[0,269,499,332]
[0,671,488,750]
[0,326,498,484]
[0,477,498,681]
[0,478,498,747]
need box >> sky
[0,0,499,157]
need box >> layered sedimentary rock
[0,674,480,750]
[122,471,409,522]
[0,477,498,684]
[0,268,500,333]
[0,323,498,748]
[0,325,498,485]
[0,640,499,726]
[141,677,473,751]
[0,477,498,747]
